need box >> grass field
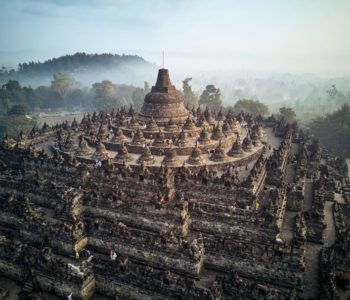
[35,111,85,127]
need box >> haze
[1,0,350,76]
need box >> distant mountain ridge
[0,52,156,86]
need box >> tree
[1,80,26,104]
[309,104,350,157]
[0,98,11,115]
[69,89,86,108]
[183,78,198,107]
[35,86,62,109]
[8,104,28,116]
[0,80,41,109]
[326,84,338,98]
[0,115,36,138]
[2,80,21,92]
[51,73,80,108]
[233,99,269,117]
[199,85,222,111]
[279,107,296,124]
[144,81,150,93]
[22,86,39,108]
[92,80,128,111]
[132,88,146,108]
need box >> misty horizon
[0,0,350,76]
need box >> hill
[0,52,156,87]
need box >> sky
[0,0,349,75]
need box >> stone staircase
[22,282,33,293]
[19,282,33,300]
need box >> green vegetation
[0,65,156,137]
[232,99,269,117]
[92,80,128,111]
[1,73,150,111]
[0,53,150,84]
[0,115,35,138]
[132,82,150,108]
[51,73,81,108]
[294,84,350,123]
[0,71,152,137]
[0,81,36,138]
[199,85,222,111]
[309,104,350,157]
[8,104,28,116]
[183,78,198,107]
[279,107,296,124]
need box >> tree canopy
[0,74,145,113]
[295,84,350,123]
[233,99,269,117]
[0,80,38,117]
[0,53,151,84]
[0,115,35,138]
[8,104,28,116]
[199,85,222,111]
[92,80,128,111]
[183,78,198,107]
[309,104,350,157]
[279,107,296,124]
[51,73,80,108]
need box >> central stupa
[139,69,189,125]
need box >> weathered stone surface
[139,69,189,125]
[1,68,347,300]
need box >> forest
[309,104,350,157]
[0,53,149,79]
